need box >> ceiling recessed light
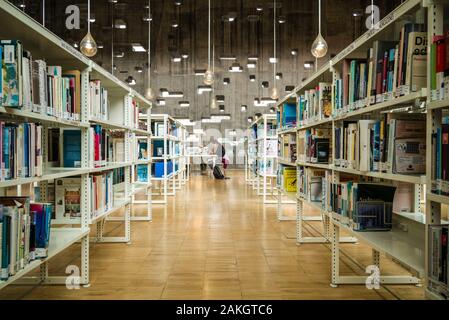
[171,21,179,28]
[269,57,278,64]
[304,61,314,69]
[194,69,207,76]
[197,85,212,94]
[249,75,256,82]
[114,19,127,29]
[219,55,237,61]
[278,16,286,23]
[114,51,125,58]
[276,72,283,80]
[270,107,276,113]
[172,56,182,63]
[135,66,143,73]
[174,0,182,5]
[156,98,166,106]
[219,105,225,112]
[181,53,189,59]
[143,15,152,22]
[241,105,247,112]
[291,48,298,56]
[223,78,231,85]
[247,61,256,69]
[126,76,136,86]
[285,85,295,92]
[132,43,146,52]
[216,95,225,103]
[261,81,269,88]
[256,5,263,11]
[229,63,243,72]
[179,101,190,107]
[247,116,253,123]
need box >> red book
[436,36,446,74]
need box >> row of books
[298,83,332,124]
[0,40,82,120]
[55,172,114,221]
[277,103,296,130]
[334,117,426,175]
[278,133,296,163]
[89,80,108,121]
[257,140,277,158]
[252,159,276,176]
[432,109,449,195]
[333,23,427,115]
[325,177,396,231]
[277,166,297,192]
[250,122,277,140]
[1,198,52,281]
[298,167,325,203]
[297,128,331,164]
[429,225,449,286]
[1,122,43,181]
[430,31,449,101]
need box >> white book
[358,120,377,171]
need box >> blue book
[62,130,81,168]
[153,140,164,157]
[282,103,297,128]
[137,164,148,182]
[372,121,381,171]
[3,126,10,180]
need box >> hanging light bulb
[210,97,218,109]
[204,68,214,86]
[271,87,279,100]
[311,33,328,58]
[80,0,98,57]
[145,87,155,101]
[204,0,214,85]
[311,0,328,58]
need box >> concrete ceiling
[13,0,402,132]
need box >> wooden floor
[0,170,424,300]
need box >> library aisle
[0,171,423,300]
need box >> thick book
[55,177,81,221]
[0,40,23,108]
[62,129,81,168]
[405,32,427,91]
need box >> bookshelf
[147,114,187,205]
[246,114,278,204]
[0,0,152,289]
[425,1,449,300]
[276,98,299,220]
[272,0,429,288]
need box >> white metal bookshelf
[272,0,430,289]
[144,114,187,205]
[246,114,279,204]
[0,0,152,290]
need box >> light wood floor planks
[0,170,424,300]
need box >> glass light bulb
[271,87,279,100]
[80,32,98,57]
[145,87,155,101]
[210,97,218,109]
[311,33,328,58]
[203,68,214,85]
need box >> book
[0,40,23,108]
[55,177,81,221]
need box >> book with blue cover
[0,40,22,108]
[137,164,148,182]
[62,129,81,168]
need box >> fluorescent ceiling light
[178,101,190,107]
[247,62,256,69]
[97,42,104,49]
[160,88,183,98]
[201,117,221,123]
[220,55,237,61]
[114,51,125,58]
[278,16,286,24]
[248,56,259,61]
[269,57,278,64]
[304,61,314,69]
[171,20,179,28]
[211,114,231,121]
[229,63,243,72]
[132,43,146,52]
[261,97,277,104]
[181,53,189,59]
[241,105,247,112]
[254,98,265,107]
[194,69,207,76]
[172,56,182,63]
[156,99,166,106]
[197,85,212,94]
[143,15,153,22]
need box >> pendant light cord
[148,0,151,88]
[42,0,45,27]
[318,0,321,34]
[273,0,276,85]
[87,0,91,33]
[208,0,211,69]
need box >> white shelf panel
[333,90,426,121]
[0,167,89,188]
[427,192,449,206]
[332,218,425,276]
[133,128,151,136]
[90,199,131,224]
[0,227,89,290]
[428,98,449,111]
[331,165,425,184]
[133,159,152,165]
[89,162,133,173]
[298,117,332,131]
[0,107,89,128]
[89,118,129,130]
[277,128,297,135]
[278,158,296,166]
[394,211,426,225]
[296,161,331,170]
[255,136,278,141]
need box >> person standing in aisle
[206,137,227,179]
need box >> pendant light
[203,0,214,85]
[311,0,328,59]
[210,28,217,109]
[270,0,279,100]
[145,0,155,101]
[80,0,98,57]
